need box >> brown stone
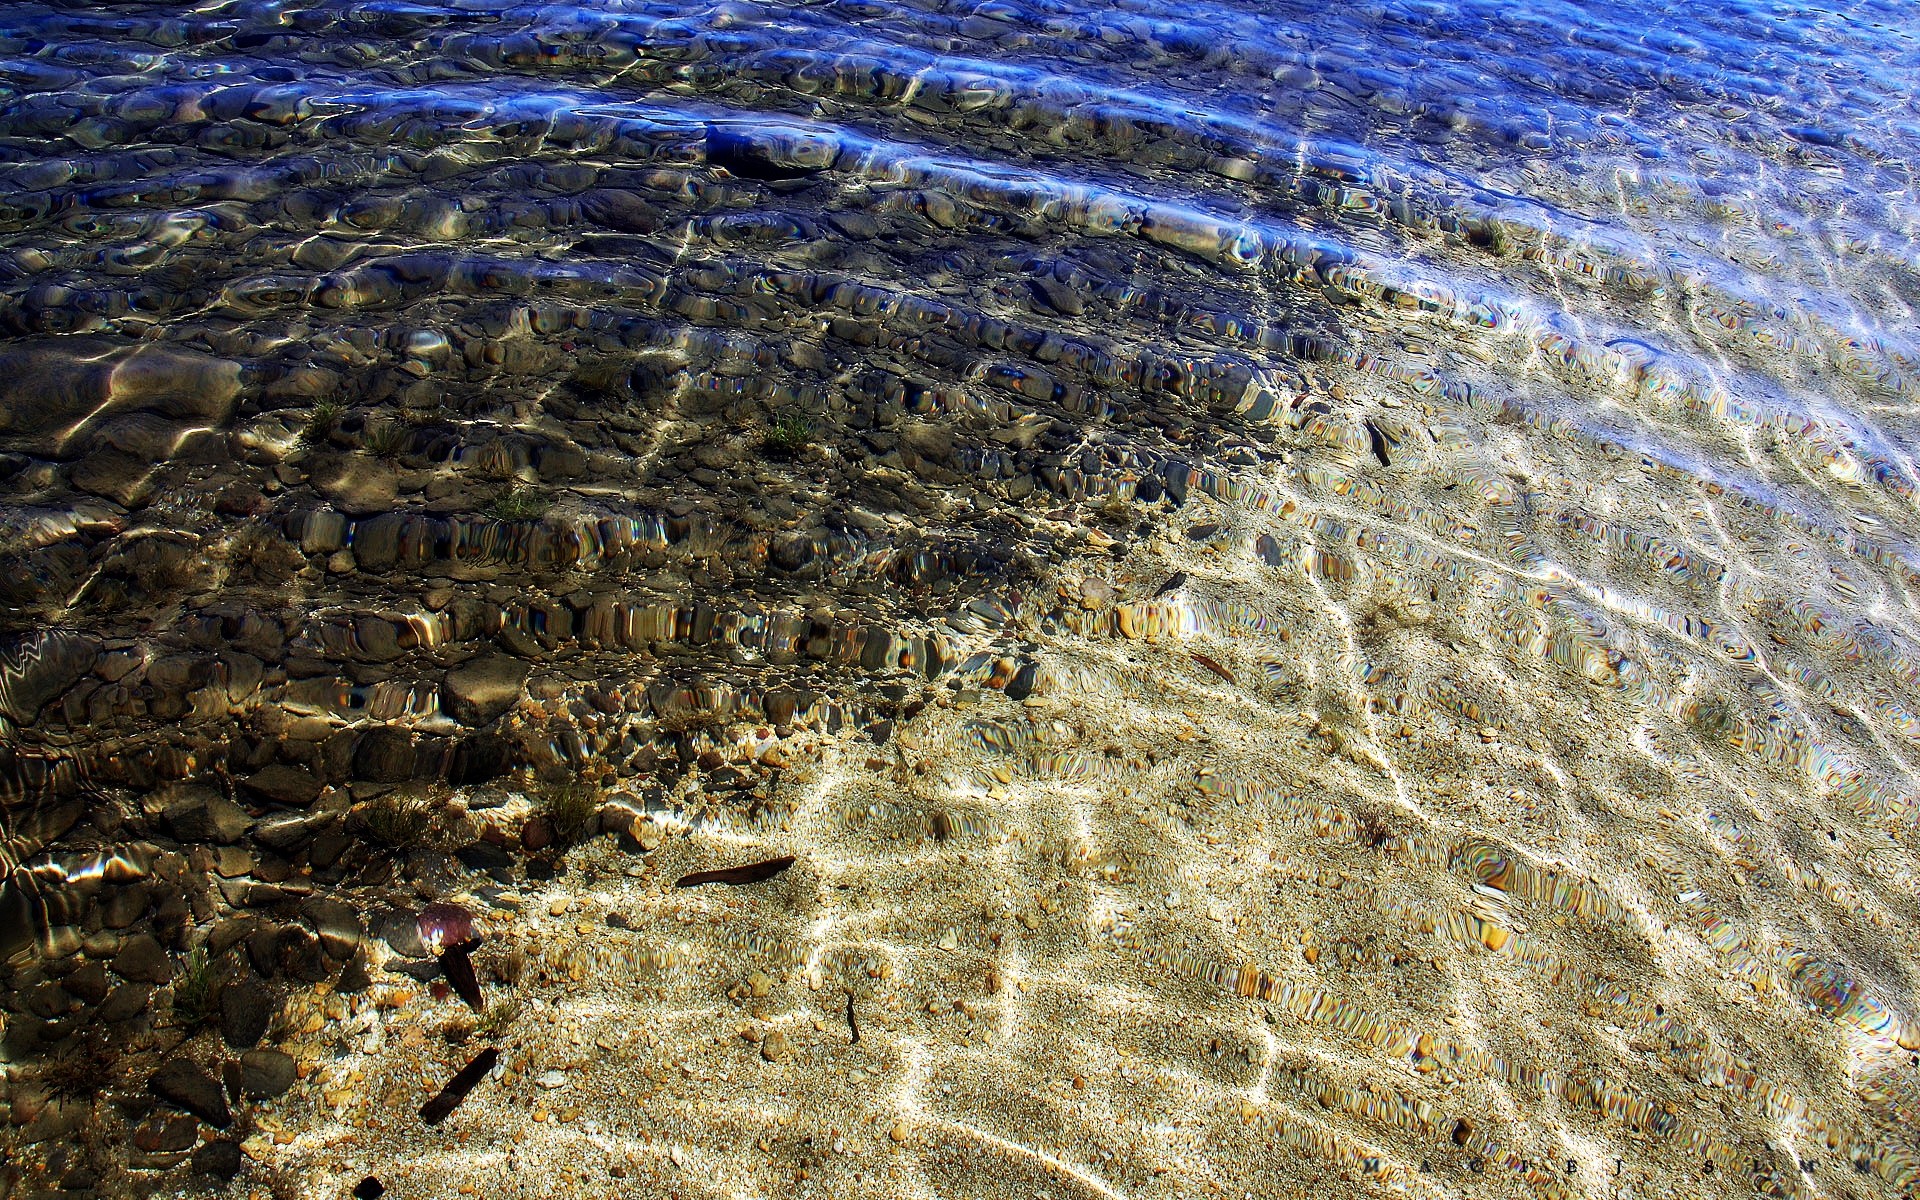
[443,655,529,726]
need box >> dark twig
[675,855,796,888]
[420,1047,498,1125]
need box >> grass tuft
[362,420,412,460]
[484,485,553,522]
[298,400,343,446]
[534,778,603,850]
[474,996,524,1039]
[170,945,219,1029]
[362,786,440,850]
[759,409,813,460]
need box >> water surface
[3,0,1920,1197]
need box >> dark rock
[520,816,553,854]
[443,655,529,726]
[21,1098,85,1145]
[61,962,109,1006]
[448,734,512,785]
[0,631,100,724]
[100,882,148,929]
[238,1049,296,1099]
[252,810,333,853]
[246,926,283,979]
[1163,461,1189,505]
[309,829,351,869]
[70,448,157,508]
[705,123,835,180]
[354,1177,386,1200]
[132,1115,200,1154]
[98,983,151,1023]
[207,918,256,956]
[0,337,241,458]
[162,789,254,844]
[110,934,171,984]
[190,1139,243,1181]
[455,841,514,873]
[241,764,321,808]
[150,1059,231,1128]
[579,189,663,233]
[23,980,71,1019]
[1004,663,1039,701]
[352,728,415,783]
[276,926,330,983]
[218,979,273,1049]
[336,949,371,994]
[377,911,425,958]
[300,898,362,959]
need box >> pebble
[761,1030,793,1062]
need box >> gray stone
[443,655,529,726]
[238,1049,296,1099]
[150,1058,231,1128]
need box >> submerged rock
[150,1058,231,1128]
[443,655,530,726]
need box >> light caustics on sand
[3,0,1920,1197]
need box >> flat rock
[443,655,530,726]
[163,789,254,844]
[133,1114,201,1153]
[300,897,363,958]
[69,447,158,507]
[311,454,398,517]
[150,1058,231,1128]
[0,337,242,457]
[579,189,664,233]
[0,630,100,724]
[238,1048,296,1099]
[98,982,152,1023]
[242,764,322,807]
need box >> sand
[205,473,1920,1200]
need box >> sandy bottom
[205,481,1920,1200]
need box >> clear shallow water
[3,0,1920,1196]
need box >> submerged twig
[420,1047,498,1126]
[675,856,796,888]
[442,938,484,1011]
